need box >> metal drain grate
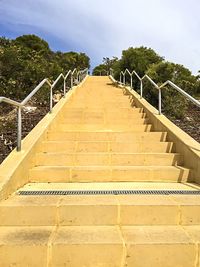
[18,190,200,196]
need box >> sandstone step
[105,112,147,119]
[54,124,153,132]
[121,225,198,267]
[69,100,132,107]
[0,226,52,267]
[0,225,199,267]
[67,103,134,108]
[35,152,182,166]
[40,141,174,153]
[60,111,147,120]
[1,182,200,226]
[47,131,168,142]
[29,165,191,183]
[0,226,123,267]
[60,117,149,125]
[62,107,144,114]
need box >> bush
[144,62,198,118]
[0,35,90,101]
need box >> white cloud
[0,0,200,73]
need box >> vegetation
[94,46,200,118]
[0,34,90,101]
[93,57,118,76]
[145,62,200,118]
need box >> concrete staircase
[0,76,200,266]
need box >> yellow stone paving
[20,181,200,191]
[0,76,200,266]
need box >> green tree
[93,57,118,75]
[111,47,163,88]
[93,64,108,76]
[15,35,50,55]
[144,62,198,118]
[0,35,90,101]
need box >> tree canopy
[93,57,118,76]
[94,46,200,118]
[0,34,90,100]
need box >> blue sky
[0,0,200,73]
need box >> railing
[0,68,88,151]
[94,69,109,76]
[115,69,200,115]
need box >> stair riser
[0,245,48,267]
[0,226,196,267]
[59,118,149,124]
[62,107,144,113]
[51,243,123,267]
[35,153,182,166]
[53,124,153,132]
[0,241,195,267]
[47,131,166,142]
[67,98,132,103]
[40,142,174,153]
[125,243,195,267]
[29,168,190,183]
[66,102,134,108]
[0,204,199,226]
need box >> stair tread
[0,225,199,244]
[37,152,179,155]
[42,140,171,143]
[31,165,188,170]
[0,225,197,266]
[18,182,200,192]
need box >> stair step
[67,102,134,108]
[1,182,200,226]
[60,117,149,124]
[47,131,166,142]
[62,107,144,114]
[0,75,198,267]
[40,141,174,153]
[121,225,197,267]
[0,226,52,266]
[29,165,191,183]
[0,225,198,266]
[55,124,153,132]
[35,152,182,166]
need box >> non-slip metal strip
[18,190,200,196]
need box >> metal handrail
[116,69,200,115]
[95,69,109,76]
[0,68,88,151]
[0,97,23,108]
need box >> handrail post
[131,75,133,89]
[50,85,53,113]
[64,78,66,97]
[120,73,122,84]
[17,107,22,151]
[158,88,162,115]
[140,80,143,99]
[123,74,125,85]
[71,74,73,89]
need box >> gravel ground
[168,104,200,143]
[0,103,49,164]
